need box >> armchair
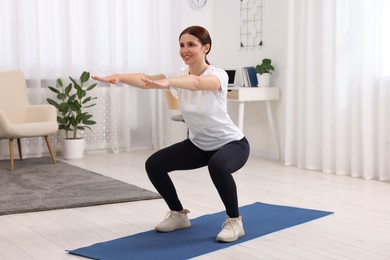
[0,70,58,171]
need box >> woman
[92,25,250,243]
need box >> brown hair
[179,25,212,65]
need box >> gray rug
[0,158,161,216]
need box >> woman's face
[179,33,209,66]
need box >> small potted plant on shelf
[47,71,97,159]
[255,58,275,87]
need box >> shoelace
[221,218,239,235]
[162,209,190,222]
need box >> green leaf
[58,103,69,113]
[83,120,96,125]
[86,83,97,91]
[57,78,63,87]
[69,117,77,125]
[80,71,90,83]
[84,97,98,102]
[69,76,81,89]
[76,88,81,99]
[83,103,96,108]
[68,94,77,102]
[79,112,89,117]
[65,83,72,95]
[68,102,79,112]
[57,93,67,100]
[47,98,59,108]
[78,126,92,130]
[77,113,89,121]
[262,58,272,65]
[48,86,60,94]
[82,97,92,104]
[84,114,93,120]
[57,117,67,124]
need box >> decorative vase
[257,73,271,87]
[62,138,85,159]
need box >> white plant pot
[257,73,271,87]
[62,138,85,159]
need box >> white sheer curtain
[285,0,390,180]
[0,0,174,158]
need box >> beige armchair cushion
[0,105,57,138]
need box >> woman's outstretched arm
[92,73,167,89]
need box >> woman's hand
[91,74,120,84]
[141,78,170,89]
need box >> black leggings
[145,137,250,218]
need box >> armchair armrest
[24,105,57,123]
[0,110,12,137]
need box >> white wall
[169,0,215,68]
[211,0,289,159]
[168,0,289,159]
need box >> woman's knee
[208,147,249,176]
[208,157,230,177]
[145,152,162,176]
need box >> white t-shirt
[164,65,244,151]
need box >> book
[241,67,249,87]
[242,66,258,87]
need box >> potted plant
[47,71,97,159]
[255,58,275,87]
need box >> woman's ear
[204,44,210,54]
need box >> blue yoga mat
[69,202,333,260]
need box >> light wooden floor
[1,150,390,260]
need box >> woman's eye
[179,42,197,48]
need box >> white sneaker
[216,216,245,242]
[155,209,191,232]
